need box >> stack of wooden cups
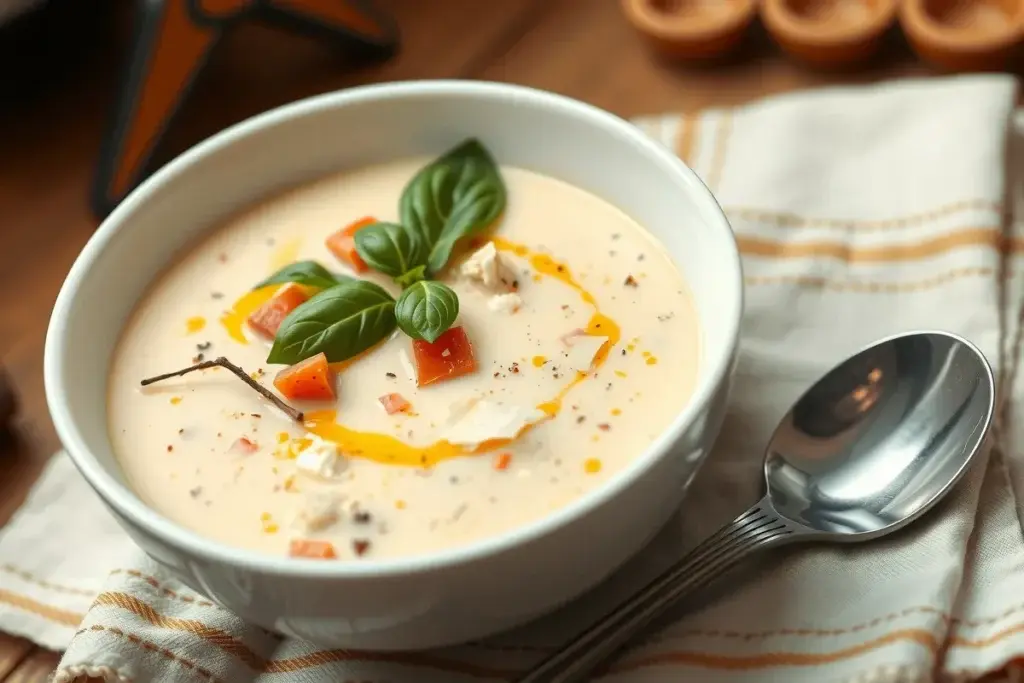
[622,0,1024,72]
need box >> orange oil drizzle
[219,283,321,344]
[226,238,621,467]
[220,286,278,344]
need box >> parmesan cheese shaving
[443,400,546,448]
[295,436,347,480]
[487,293,522,314]
[444,397,481,426]
[461,242,518,292]
[295,492,345,533]
[563,335,609,373]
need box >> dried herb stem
[140,356,303,422]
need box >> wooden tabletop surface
[0,0,949,678]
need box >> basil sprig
[395,280,460,343]
[399,139,507,275]
[253,260,352,291]
[265,138,504,366]
[353,222,427,280]
[266,280,396,365]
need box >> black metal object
[90,0,399,220]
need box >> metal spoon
[515,330,995,683]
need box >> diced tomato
[232,436,259,454]
[379,393,411,415]
[326,216,376,274]
[411,326,478,387]
[494,452,512,470]
[273,353,337,401]
[248,283,309,339]
[559,328,586,346]
[289,539,337,559]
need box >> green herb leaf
[394,280,460,344]
[353,221,428,280]
[267,281,396,365]
[252,260,352,291]
[399,138,507,275]
[395,265,427,288]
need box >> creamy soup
[108,140,700,560]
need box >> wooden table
[0,0,945,678]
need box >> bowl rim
[45,79,743,579]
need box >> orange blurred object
[326,216,376,274]
[274,353,337,401]
[621,0,757,60]
[247,283,308,339]
[411,327,478,387]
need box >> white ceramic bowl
[44,80,742,650]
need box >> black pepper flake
[512,279,520,290]
[178,428,185,435]
[606,383,613,390]
[611,233,621,240]
[192,353,205,363]
[624,275,639,287]
[353,539,371,556]
[493,371,501,378]
[353,510,372,524]
[386,372,397,379]
[638,254,646,261]
[189,486,202,498]
[211,292,224,299]
[197,341,212,351]
[621,349,627,356]
[251,413,262,419]
[576,416,586,424]
[556,265,565,273]
[450,476,460,484]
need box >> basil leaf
[267,281,396,365]
[253,260,351,291]
[394,280,459,344]
[353,221,428,279]
[395,265,427,288]
[399,139,507,275]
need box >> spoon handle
[513,498,800,683]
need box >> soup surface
[108,144,700,560]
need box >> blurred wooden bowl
[900,0,1024,71]
[621,0,758,60]
[762,0,899,68]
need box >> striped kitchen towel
[2,73,1024,683]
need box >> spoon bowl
[767,330,994,540]
[516,330,994,683]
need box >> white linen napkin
[2,74,1024,683]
